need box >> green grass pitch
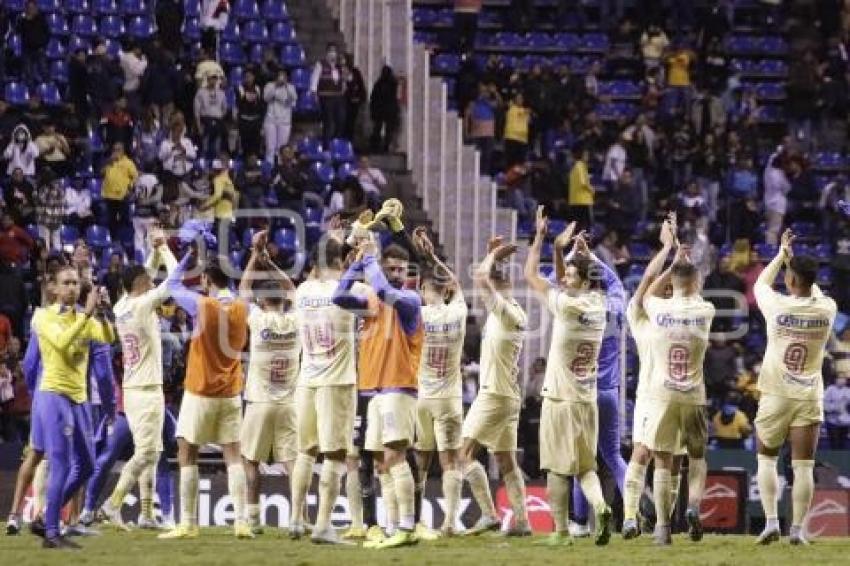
[2,528,847,565]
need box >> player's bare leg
[6,449,43,535]
[159,439,200,539]
[438,448,462,536]
[652,451,674,545]
[494,451,530,537]
[788,423,819,546]
[459,438,498,534]
[311,449,352,545]
[623,443,651,539]
[755,434,782,545]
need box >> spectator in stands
[101,251,125,305]
[787,50,821,149]
[704,255,745,333]
[691,88,726,139]
[200,0,230,53]
[465,83,501,175]
[567,144,594,227]
[201,159,238,236]
[310,43,346,146]
[235,70,265,160]
[602,134,628,191]
[17,1,49,89]
[34,123,72,179]
[325,177,367,223]
[119,42,149,115]
[135,107,163,173]
[4,168,37,225]
[677,180,707,230]
[35,174,63,250]
[825,374,850,449]
[263,70,298,164]
[0,213,35,267]
[87,39,122,118]
[670,123,696,192]
[700,36,729,94]
[704,338,738,401]
[101,142,139,239]
[257,46,283,86]
[665,42,695,115]
[156,0,185,56]
[3,125,38,178]
[132,172,162,255]
[504,162,537,224]
[369,66,400,153]
[22,94,50,138]
[712,392,753,449]
[503,93,531,167]
[194,47,225,86]
[355,156,387,209]
[159,112,197,203]
[63,178,93,234]
[526,357,546,400]
[0,102,16,148]
[640,24,669,76]
[235,156,265,211]
[594,229,629,271]
[453,0,482,52]
[763,148,792,245]
[101,95,136,151]
[0,4,8,81]
[606,168,641,235]
[142,48,181,128]
[271,145,309,209]
[342,55,367,142]
[194,74,229,160]
[69,47,90,121]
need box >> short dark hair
[382,244,410,263]
[122,265,148,293]
[566,257,592,282]
[204,260,229,288]
[256,279,284,307]
[671,261,698,280]
[421,266,451,291]
[311,237,344,269]
[789,255,818,288]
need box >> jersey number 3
[570,342,596,378]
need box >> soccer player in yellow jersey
[525,209,611,546]
[238,231,300,535]
[97,229,179,530]
[460,236,530,536]
[413,230,467,537]
[642,247,715,546]
[622,215,679,539]
[290,238,359,544]
[32,265,116,549]
[753,229,837,546]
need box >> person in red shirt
[0,213,35,266]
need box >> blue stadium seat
[627,263,646,278]
[185,0,200,17]
[628,242,651,260]
[88,178,103,199]
[228,249,246,271]
[790,221,817,236]
[220,42,246,65]
[272,228,298,252]
[817,266,832,285]
[290,67,310,91]
[50,60,69,83]
[554,32,581,50]
[69,36,92,54]
[71,15,98,37]
[92,0,119,15]
[815,243,832,260]
[7,33,21,57]
[45,36,66,60]
[4,0,23,10]
[183,17,201,41]
[241,227,258,249]
[233,0,261,20]
[4,82,29,106]
[337,162,355,179]
[329,138,355,163]
[436,8,454,26]
[66,0,90,14]
[539,263,554,278]
[86,225,112,248]
[222,19,240,42]
[263,1,289,22]
[297,137,325,161]
[755,242,778,260]
[26,224,40,241]
[248,43,265,65]
[547,219,567,237]
[60,225,81,247]
[243,20,269,43]
[432,53,460,74]
[413,7,436,26]
[100,15,125,38]
[103,39,121,58]
[281,45,305,67]
[37,0,62,11]
[303,206,323,225]
[761,36,788,54]
[270,21,295,44]
[295,92,319,114]
[127,15,155,38]
[46,12,68,36]
[541,241,553,260]
[120,0,147,16]
[526,32,553,49]
[36,83,62,106]
[311,161,336,186]
[582,33,609,52]
[229,66,244,87]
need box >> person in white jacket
[3,124,39,177]
[763,148,793,246]
[263,70,298,163]
[158,119,197,203]
[200,0,229,53]
[119,43,148,114]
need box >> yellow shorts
[643,400,707,455]
[176,391,242,446]
[633,396,687,456]
[415,397,463,452]
[755,393,823,450]
[124,386,164,453]
[296,384,355,453]
[462,393,520,452]
[240,400,297,463]
[540,398,597,476]
[365,392,417,452]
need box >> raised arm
[332,259,370,312]
[633,217,676,307]
[553,219,577,284]
[36,290,103,353]
[525,205,552,298]
[238,230,268,301]
[644,244,690,308]
[756,228,794,293]
[361,253,421,333]
[167,251,202,319]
